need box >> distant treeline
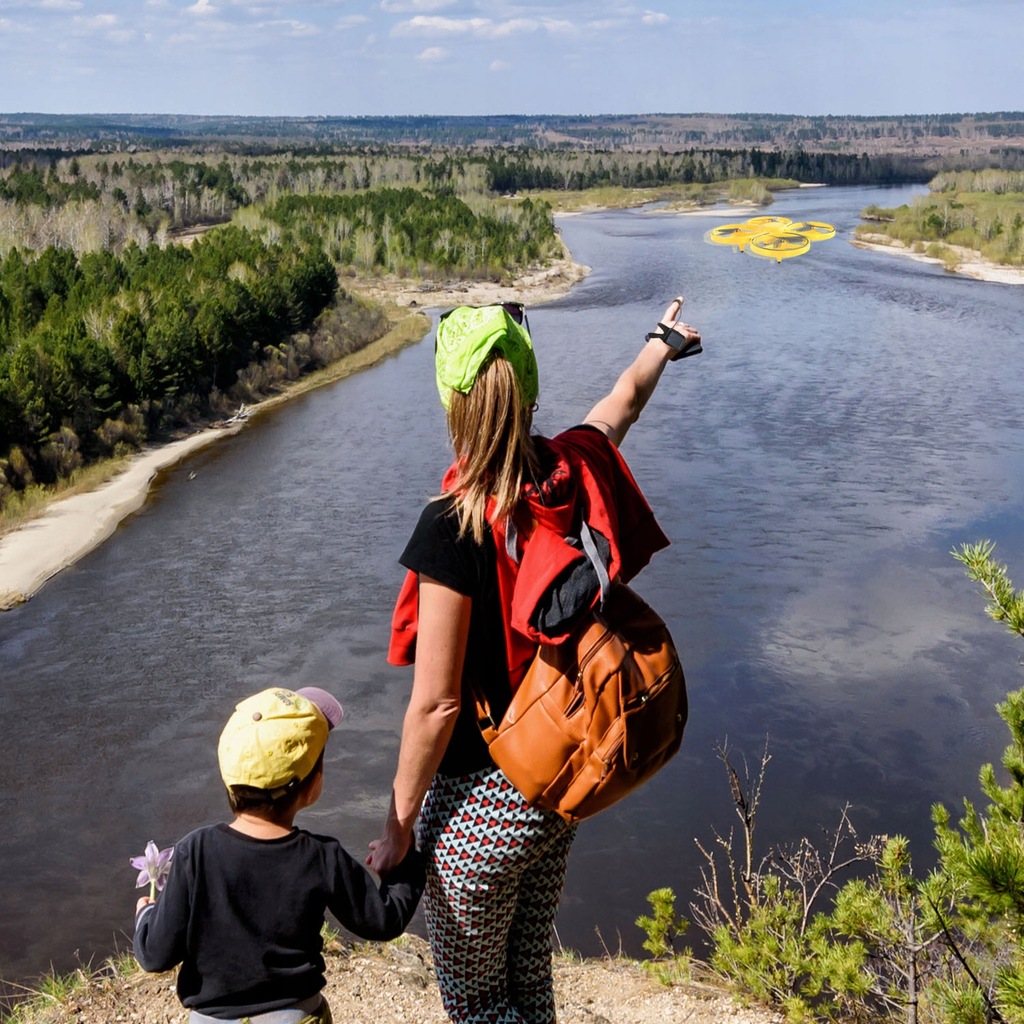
[4,110,1024,152]
[0,228,341,506]
[483,148,934,191]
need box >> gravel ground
[12,936,783,1024]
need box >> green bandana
[435,305,539,410]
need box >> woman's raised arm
[583,296,701,447]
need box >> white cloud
[489,59,511,72]
[73,65,94,74]
[490,17,538,37]
[73,12,117,30]
[393,15,489,35]
[392,14,568,38]
[642,10,669,25]
[336,13,369,29]
[381,0,456,12]
[40,0,84,10]
[540,17,574,34]
[259,18,318,36]
[188,0,217,15]
[417,45,446,60]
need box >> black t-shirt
[133,824,424,1018]
[400,497,512,776]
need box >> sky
[0,0,1021,118]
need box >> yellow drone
[706,217,836,262]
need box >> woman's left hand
[367,827,412,877]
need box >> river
[2,184,1023,994]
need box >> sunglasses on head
[438,302,528,328]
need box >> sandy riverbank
[0,254,588,611]
[852,232,1024,285]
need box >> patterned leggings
[417,766,576,1024]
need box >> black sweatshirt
[133,823,424,1019]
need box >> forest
[0,229,339,504]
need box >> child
[134,686,424,1024]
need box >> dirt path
[15,935,781,1024]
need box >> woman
[368,297,701,1023]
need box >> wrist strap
[646,321,702,360]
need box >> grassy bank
[856,170,1024,268]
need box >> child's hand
[136,895,155,914]
[367,830,412,877]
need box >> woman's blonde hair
[444,355,538,543]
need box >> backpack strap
[579,518,611,609]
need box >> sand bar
[350,249,589,309]
[853,233,1024,285]
[0,254,588,611]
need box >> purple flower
[130,840,173,899]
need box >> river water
[2,184,1023,992]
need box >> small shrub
[40,426,83,480]
[6,446,34,488]
[636,887,688,958]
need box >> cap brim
[295,687,344,729]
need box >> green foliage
[727,178,774,204]
[925,242,962,270]
[0,965,90,1023]
[255,188,559,280]
[635,887,688,958]
[0,229,340,508]
[954,541,1024,638]
[708,874,822,1013]
[930,686,1024,1022]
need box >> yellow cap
[218,688,331,793]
